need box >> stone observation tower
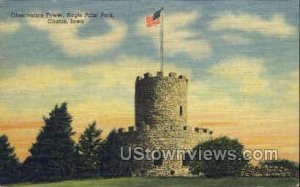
[135,71,187,130]
[117,71,213,176]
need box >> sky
[0,0,299,162]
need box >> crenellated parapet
[136,72,188,83]
[193,127,213,135]
[118,127,126,133]
[117,126,138,135]
[180,125,213,151]
[117,124,156,135]
[128,126,136,132]
[182,126,213,135]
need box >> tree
[259,159,299,177]
[22,103,77,181]
[98,129,132,177]
[0,134,20,184]
[190,136,248,178]
[76,121,103,177]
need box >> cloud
[287,70,299,102]
[208,56,268,94]
[219,34,252,45]
[1,58,299,162]
[78,55,192,90]
[0,55,298,162]
[0,21,20,33]
[278,70,299,103]
[0,65,75,92]
[0,54,191,97]
[27,16,127,56]
[70,97,133,132]
[188,91,299,161]
[0,103,8,119]
[210,13,296,38]
[138,11,211,60]
[0,54,192,142]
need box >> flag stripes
[145,16,160,27]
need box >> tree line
[0,103,131,184]
[0,103,299,184]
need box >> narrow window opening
[180,106,183,116]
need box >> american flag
[145,10,161,27]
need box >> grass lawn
[8,177,299,187]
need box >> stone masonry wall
[118,125,213,176]
[116,72,213,176]
[135,72,188,130]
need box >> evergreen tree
[0,134,20,184]
[98,129,132,177]
[76,121,103,177]
[22,103,77,181]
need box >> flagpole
[160,7,164,74]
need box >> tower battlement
[136,71,188,83]
[183,126,213,134]
[118,125,213,135]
